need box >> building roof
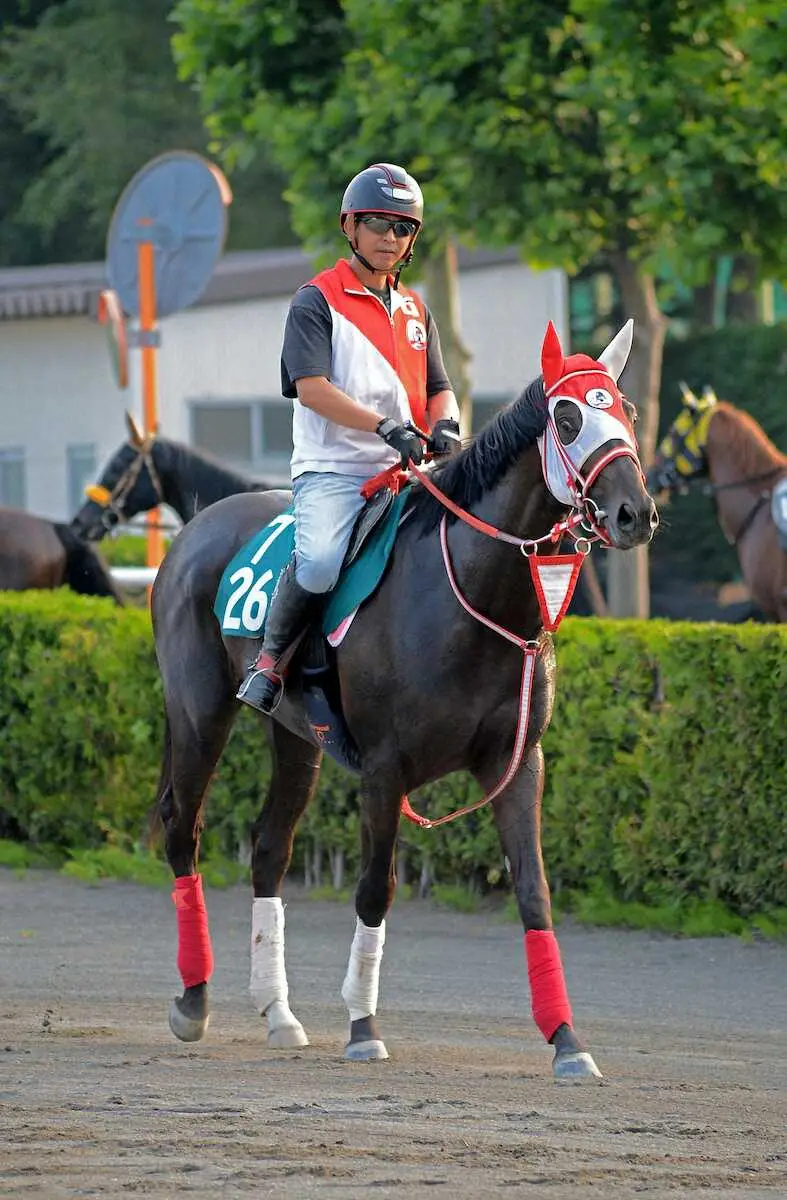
[0,245,521,321]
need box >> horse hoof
[344,1038,389,1062]
[267,1021,309,1049]
[553,1049,603,1081]
[169,998,210,1043]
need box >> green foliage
[652,321,787,585]
[0,0,294,261]
[98,534,172,568]
[1,593,786,922]
[173,0,787,281]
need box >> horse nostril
[617,502,636,530]
[650,504,659,529]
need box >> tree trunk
[726,254,760,325]
[423,239,474,435]
[607,255,667,618]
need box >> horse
[0,507,123,602]
[647,385,787,622]
[70,413,272,541]
[151,320,657,1080]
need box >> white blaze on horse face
[598,319,634,383]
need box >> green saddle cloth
[214,492,410,639]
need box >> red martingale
[172,874,214,988]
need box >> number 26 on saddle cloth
[213,491,410,643]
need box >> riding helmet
[340,164,424,230]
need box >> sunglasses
[357,214,418,238]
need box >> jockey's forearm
[295,376,383,433]
[426,389,461,428]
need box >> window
[471,396,509,436]
[192,404,253,464]
[259,402,293,457]
[190,399,292,473]
[66,444,96,515]
[0,448,26,508]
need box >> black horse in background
[0,507,123,602]
[150,321,657,1081]
[70,413,272,541]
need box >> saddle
[214,485,408,771]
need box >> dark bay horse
[0,507,122,602]
[152,321,657,1080]
[70,413,272,541]
[647,385,787,621]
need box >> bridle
[654,407,785,547]
[84,438,164,532]
[362,419,646,831]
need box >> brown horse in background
[0,507,123,602]
[647,385,787,621]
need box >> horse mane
[711,401,787,477]
[407,377,547,534]
[154,439,272,494]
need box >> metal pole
[137,229,164,585]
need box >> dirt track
[1,870,785,1199]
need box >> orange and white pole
[136,224,164,580]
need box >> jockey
[237,162,462,714]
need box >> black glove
[431,417,461,457]
[376,417,424,468]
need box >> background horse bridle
[84,425,167,533]
[651,391,785,548]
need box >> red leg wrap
[172,874,214,989]
[524,928,573,1041]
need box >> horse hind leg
[485,744,602,1082]
[340,777,400,1062]
[249,721,323,1049]
[159,675,236,1044]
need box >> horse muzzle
[602,492,659,549]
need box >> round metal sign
[106,151,232,319]
[97,288,129,388]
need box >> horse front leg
[249,721,323,1048]
[341,778,400,1062]
[160,696,235,1044]
[489,744,602,1081]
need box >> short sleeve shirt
[281,284,451,400]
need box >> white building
[0,247,567,520]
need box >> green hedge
[1,592,785,913]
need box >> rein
[387,459,598,830]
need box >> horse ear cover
[541,320,566,389]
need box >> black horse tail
[52,523,125,605]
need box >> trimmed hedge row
[1,592,785,913]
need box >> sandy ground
[0,870,785,1199]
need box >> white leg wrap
[249,897,290,1016]
[249,897,308,1047]
[341,917,386,1022]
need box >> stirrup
[237,665,285,715]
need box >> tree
[174,0,787,614]
[0,0,293,262]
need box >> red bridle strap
[400,516,540,830]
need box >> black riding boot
[236,560,321,714]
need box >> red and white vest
[291,258,430,479]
